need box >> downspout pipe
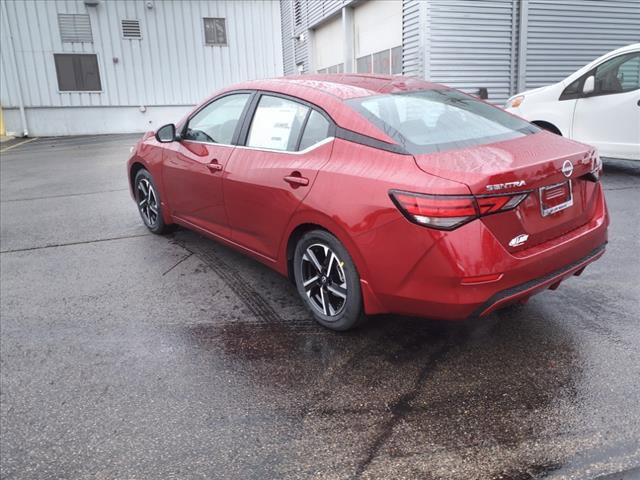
[1,1,28,137]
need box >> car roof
[238,74,444,100]
[205,74,446,144]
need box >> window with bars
[121,19,141,39]
[58,13,93,43]
[203,18,227,45]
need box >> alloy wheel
[137,178,159,227]
[300,243,348,318]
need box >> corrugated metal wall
[524,0,640,89]
[424,0,519,104]
[401,0,425,77]
[0,0,283,109]
[280,0,352,74]
[280,0,295,74]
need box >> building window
[54,54,101,92]
[391,46,402,74]
[58,14,93,43]
[372,50,390,74]
[121,19,142,39]
[356,46,401,75]
[318,63,344,74]
[203,18,227,45]
[356,55,372,74]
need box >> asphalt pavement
[1,135,639,480]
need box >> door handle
[284,173,309,187]
[207,160,223,172]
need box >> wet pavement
[1,135,639,480]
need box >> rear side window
[347,89,539,154]
[184,93,250,144]
[247,95,309,151]
[299,110,331,150]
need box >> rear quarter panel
[280,138,469,302]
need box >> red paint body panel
[128,75,609,321]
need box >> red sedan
[127,75,608,331]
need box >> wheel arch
[532,120,563,136]
[129,161,147,193]
[281,212,386,315]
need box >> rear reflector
[390,189,528,230]
[461,273,504,285]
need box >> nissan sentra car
[127,75,609,330]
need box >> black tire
[133,169,169,234]
[293,229,366,331]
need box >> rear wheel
[134,169,168,234]
[294,230,365,331]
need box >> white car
[506,43,640,161]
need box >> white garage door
[354,0,402,74]
[314,15,345,73]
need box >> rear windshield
[347,89,539,154]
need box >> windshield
[347,89,539,154]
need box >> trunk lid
[413,131,600,252]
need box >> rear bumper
[357,183,609,319]
[470,242,606,317]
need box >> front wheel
[293,230,366,331]
[134,169,169,234]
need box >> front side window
[184,93,250,143]
[246,95,309,151]
[347,89,539,154]
[595,52,640,94]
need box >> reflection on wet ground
[1,138,639,479]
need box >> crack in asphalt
[0,233,151,254]
[162,252,193,276]
[1,188,129,203]
[353,339,457,479]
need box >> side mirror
[582,75,595,95]
[156,123,176,143]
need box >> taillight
[389,189,528,230]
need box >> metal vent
[58,14,93,43]
[121,19,141,39]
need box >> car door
[162,92,253,238]
[223,93,334,259]
[572,51,640,160]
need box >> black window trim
[560,51,640,101]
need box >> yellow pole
[0,104,5,137]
